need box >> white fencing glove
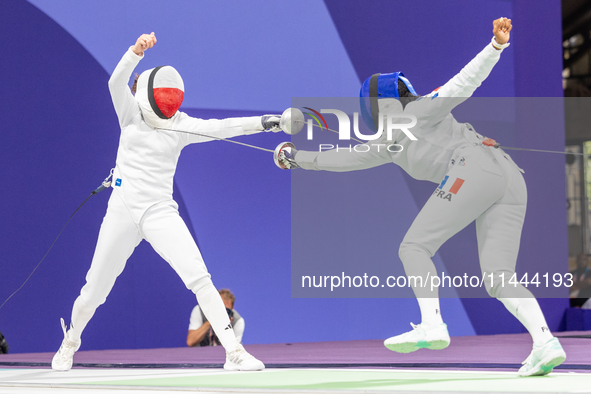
[273,142,299,169]
[261,115,282,132]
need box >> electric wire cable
[157,127,274,153]
[0,174,113,312]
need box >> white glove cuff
[242,116,265,134]
[128,46,144,59]
[491,37,510,51]
[294,150,320,171]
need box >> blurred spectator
[569,253,591,307]
[0,331,8,354]
[187,289,244,347]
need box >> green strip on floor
[82,369,591,393]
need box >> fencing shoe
[51,318,81,371]
[224,344,265,371]
[518,337,566,377]
[384,322,450,353]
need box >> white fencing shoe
[224,344,265,371]
[384,322,450,353]
[51,318,81,371]
[518,337,566,377]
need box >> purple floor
[1,331,589,372]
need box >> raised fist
[492,18,512,46]
[132,32,157,56]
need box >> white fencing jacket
[296,43,508,183]
[108,48,264,222]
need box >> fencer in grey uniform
[52,32,282,372]
[275,18,565,377]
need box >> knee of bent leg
[189,275,213,294]
[79,284,112,310]
[398,242,433,264]
[485,270,534,299]
[484,279,501,298]
[484,270,519,298]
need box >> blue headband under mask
[359,72,417,132]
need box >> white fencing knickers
[398,145,554,344]
[68,191,237,349]
[295,142,552,342]
[398,144,530,299]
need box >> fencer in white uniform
[275,19,566,377]
[52,32,281,372]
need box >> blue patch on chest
[115,178,122,187]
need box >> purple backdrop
[0,0,567,354]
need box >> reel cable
[0,170,113,312]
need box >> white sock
[195,283,239,351]
[498,297,553,346]
[417,298,444,326]
[399,245,443,326]
[69,297,95,341]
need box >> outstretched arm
[175,113,266,145]
[108,33,157,128]
[176,113,284,145]
[275,142,391,172]
[436,17,512,99]
[410,18,513,127]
